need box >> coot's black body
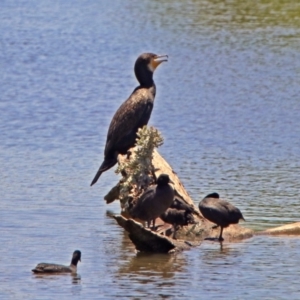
[130,174,174,229]
[199,193,245,241]
[32,250,81,274]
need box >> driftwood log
[104,140,299,253]
[260,222,300,235]
[113,215,200,253]
[104,148,259,253]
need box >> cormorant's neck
[135,68,154,87]
[71,257,79,266]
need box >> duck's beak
[151,54,168,70]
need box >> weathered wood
[104,148,200,214]
[105,140,299,254]
[104,183,120,204]
[152,150,196,208]
[175,218,254,242]
[113,215,200,253]
[260,222,300,236]
[106,146,256,253]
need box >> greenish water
[0,0,300,298]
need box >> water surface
[1,0,300,299]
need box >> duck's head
[71,250,81,265]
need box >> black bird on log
[32,250,81,274]
[170,197,200,216]
[129,174,174,230]
[160,208,196,239]
[91,53,168,186]
[199,192,245,241]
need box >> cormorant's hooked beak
[151,54,168,70]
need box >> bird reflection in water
[117,252,187,280]
[32,272,82,289]
[71,274,82,296]
[200,240,244,266]
[72,274,81,284]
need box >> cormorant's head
[72,250,81,265]
[134,53,168,86]
[156,174,174,186]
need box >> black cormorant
[32,250,81,274]
[199,193,245,241]
[129,174,174,229]
[91,53,168,186]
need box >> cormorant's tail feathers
[90,158,117,186]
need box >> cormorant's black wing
[105,86,154,157]
[91,87,154,186]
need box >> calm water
[1,0,300,299]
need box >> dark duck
[160,207,196,239]
[32,250,81,274]
[91,53,168,186]
[129,174,174,230]
[199,193,245,241]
